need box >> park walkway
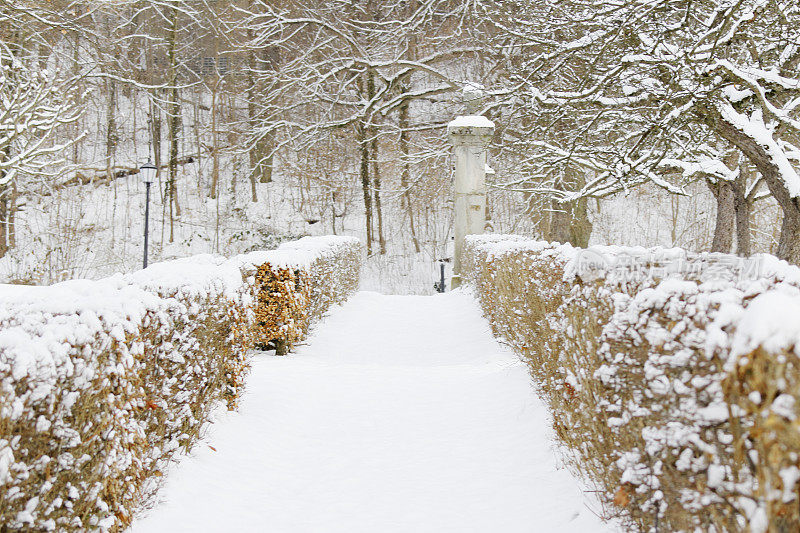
[132,291,611,532]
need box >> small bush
[464,235,800,532]
[251,236,362,352]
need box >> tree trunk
[193,86,203,189]
[72,31,81,165]
[168,87,180,242]
[732,166,751,257]
[355,68,374,254]
[777,209,800,263]
[710,180,735,253]
[0,145,11,258]
[169,95,181,216]
[246,17,263,193]
[106,79,117,169]
[249,37,278,186]
[399,0,421,253]
[372,143,386,254]
[358,119,373,255]
[0,182,7,259]
[167,6,180,243]
[150,96,162,198]
[704,106,800,264]
[567,169,592,247]
[548,171,592,246]
[548,199,571,244]
[368,72,386,255]
[210,84,220,200]
[569,196,592,248]
[8,182,16,248]
[398,95,421,253]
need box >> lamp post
[140,160,157,269]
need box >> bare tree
[482,0,800,261]
[0,15,83,257]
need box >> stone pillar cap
[447,115,495,131]
[447,115,495,146]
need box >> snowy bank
[463,234,800,532]
[0,236,361,531]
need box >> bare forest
[0,0,797,292]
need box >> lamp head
[140,160,157,184]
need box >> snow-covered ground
[131,291,613,532]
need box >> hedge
[464,235,800,532]
[0,236,361,531]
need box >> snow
[463,81,485,96]
[717,103,800,198]
[447,115,495,131]
[728,289,800,356]
[131,291,613,532]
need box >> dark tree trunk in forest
[254,133,274,185]
[372,146,386,255]
[709,180,735,253]
[397,0,421,253]
[0,146,12,258]
[72,32,81,164]
[548,200,571,244]
[150,97,162,195]
[169,89,180,216]
[8,183,15,248]
[356,67,374,255]
[0,182,7,259]
[704,107,800,264]
[547,171,592,247]
[247,35,275,188]
[167,6,181,243]
[732,169,751,257]
[367,71,385,255]
[777,209,800,262]
[106,79,117,167]
[168,87,181,242]
[398,95,421,253]
[570,196,592,248]
[246,7,278,189]
[358,120,373,254]
[210,85,220,200]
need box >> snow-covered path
[132,291,611,532]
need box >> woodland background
[0,0,797,293]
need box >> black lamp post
[140,160,157,268]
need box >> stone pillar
[447,115,494,288]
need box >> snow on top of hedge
[0,276,158,406]
[239,235,361,270]
[0,235,361,407]
[127,254,251,300]
[730,289,800,357]
[126,236,360,297]
[465,234,575,261]
[466,233,800,359]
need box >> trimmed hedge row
[0,236,361,531]
[463,235,800,532]
[252,236,362,353]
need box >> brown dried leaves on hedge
[0,236,361,531]
[464,235,800,532]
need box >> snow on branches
[482,0,800,260]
